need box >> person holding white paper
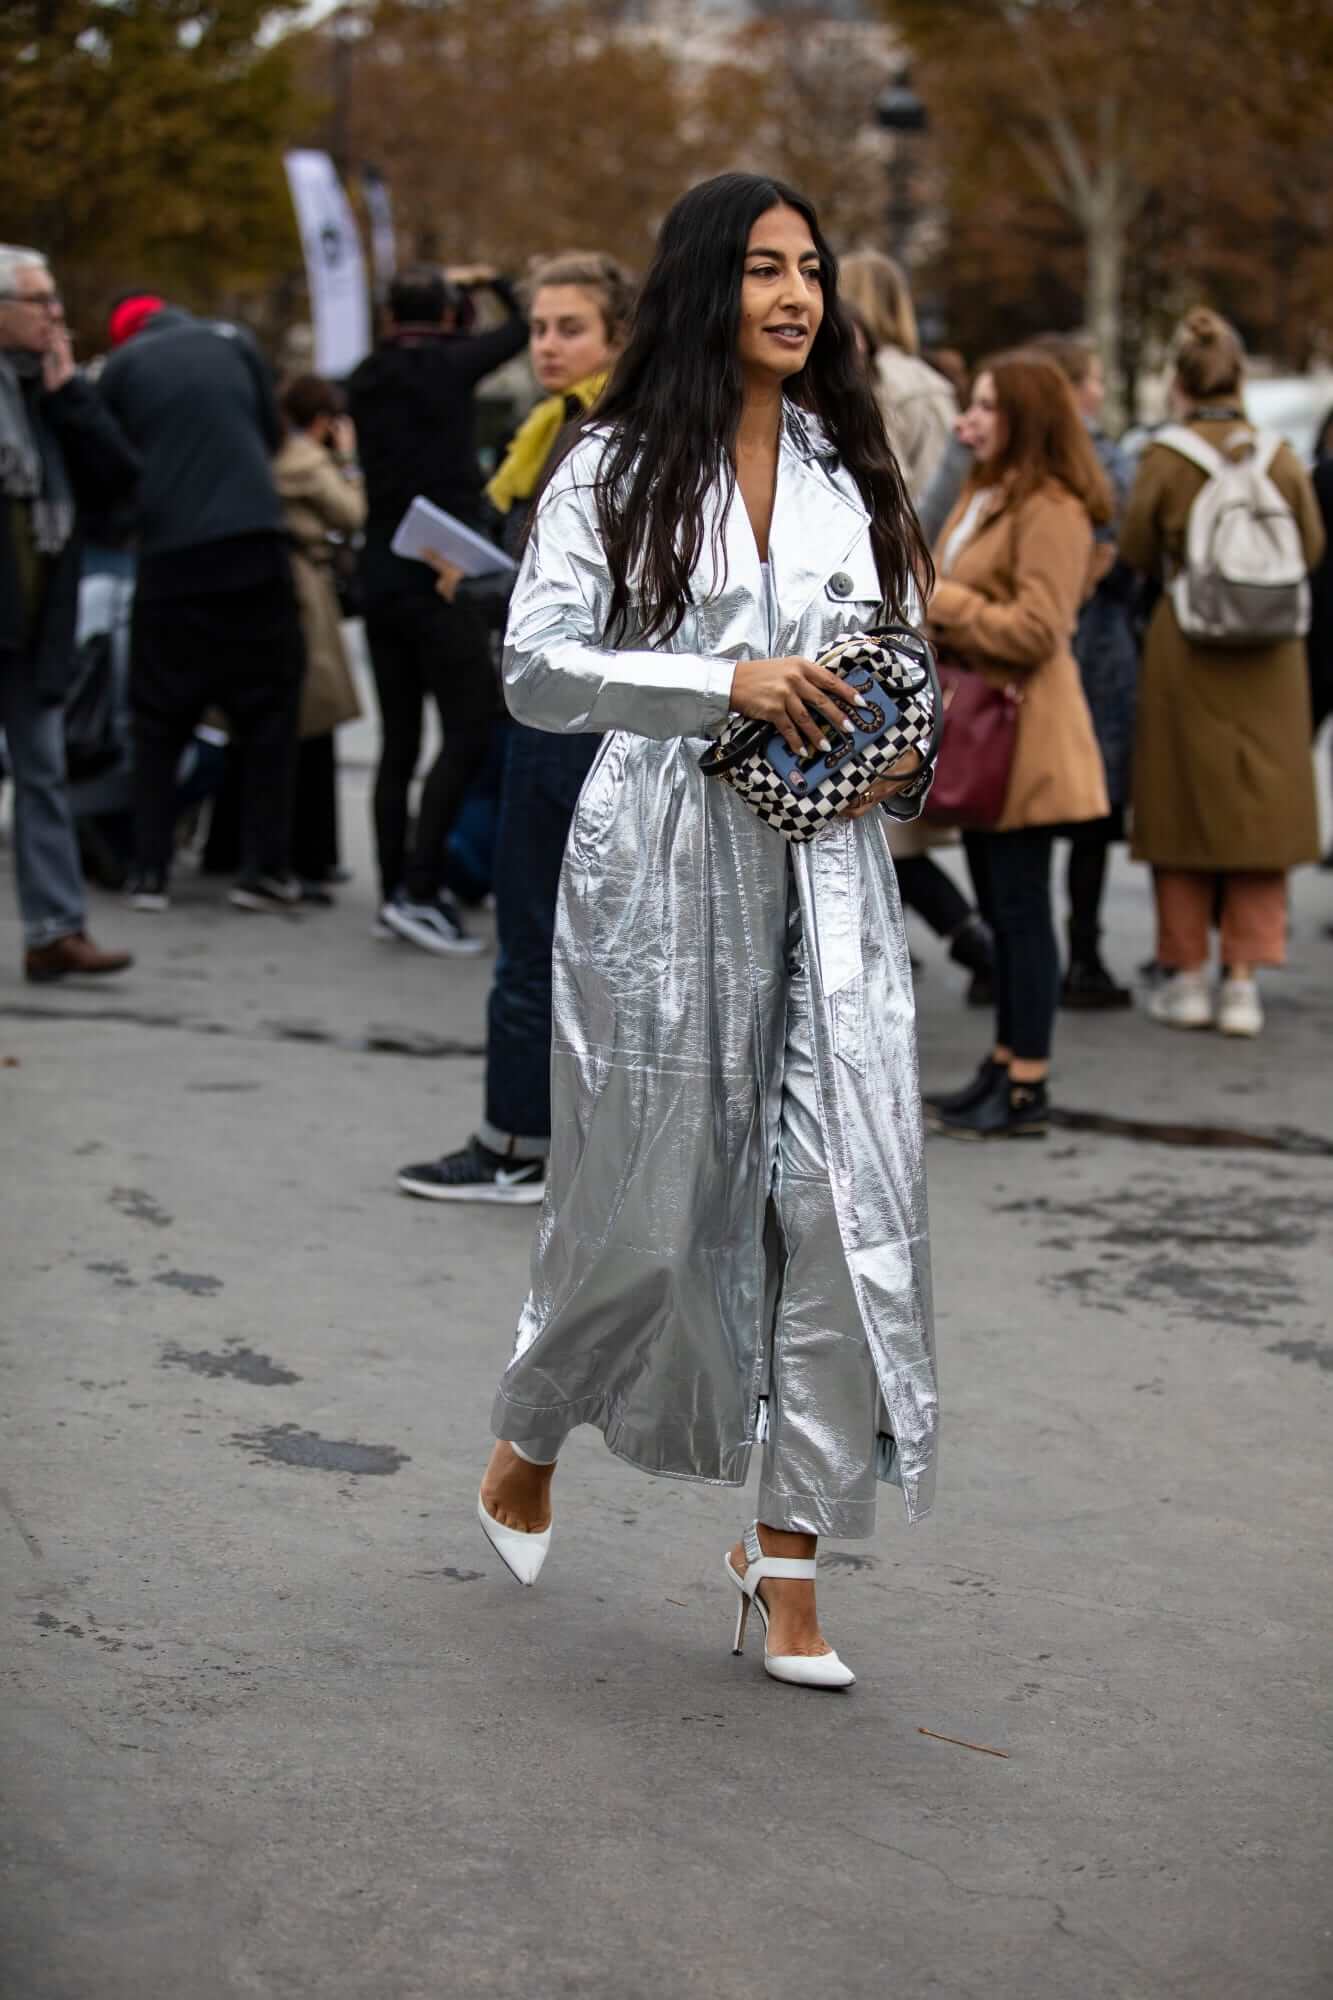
[396,251,634,1202]
[347,265,527,954]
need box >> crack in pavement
[0,1003,484,1060]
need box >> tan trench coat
[1120,415,1324,871]
[274,432,366,740]
[928,479,1109,830]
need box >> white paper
[390,496,517,578]
[284,150,371,379]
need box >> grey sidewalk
[1,761,1331,2000]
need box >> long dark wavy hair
[546,172,932,643]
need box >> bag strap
[1253,431,1285,478]
[1155,424,1226,479]
[698,717,768,777]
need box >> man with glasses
[0,245,138,981]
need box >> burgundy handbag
[922,656,1023,828]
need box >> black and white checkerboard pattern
[713,630,937,843]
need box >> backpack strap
[1155,424,1226,478]
[1252,430,1285,477]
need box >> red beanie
[108,295,165,348]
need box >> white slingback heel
[477,1492,551,1587]
[724,1521,855,1690]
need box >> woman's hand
[729,656,858,757]
[329,413,357,461]
[840,748,924,819]
[423,548,466,603]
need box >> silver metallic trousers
[505,870,887,1539]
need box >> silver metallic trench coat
[493,406,938,1523]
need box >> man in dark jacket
[347,265,527,954]
[0,245,138,981]
[99,298,305,911]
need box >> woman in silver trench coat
[477,174,939,1690]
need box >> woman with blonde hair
[840,249,957,498]
[925,351,1113,1137]
[1122,307,1324,1037]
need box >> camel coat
[928,479,1109,830]
[274,432,366,740]
[1120,415,1324,871]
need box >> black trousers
[972,827,1060,1063]
[483,724,601,1150]
[892,853,973,940]
[364,587,499,906]
[1064,807,1125,962]
[131,578,303,881]
[292,733,340,882]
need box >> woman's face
[736,203,824,387]
[958,371,1004,463]
[529,284,614,394]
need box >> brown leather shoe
[24,931,134,983]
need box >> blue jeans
[480,724,601,1158]
[0,653,86,948]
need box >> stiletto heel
[477,1491,551,1587]
[723,1521,855,1689]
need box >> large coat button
[828,571,853,597]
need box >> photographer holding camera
[347,266,527,954]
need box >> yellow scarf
[486,371,608,516]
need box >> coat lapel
[767,411,868,641]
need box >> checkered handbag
[698,625,941,843]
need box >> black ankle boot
[932,1070,1050,1139]
[924,1055,1004,1116]
[1061,954,1132,1010]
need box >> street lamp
[875,68,928,267]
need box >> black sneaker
[229,875,303,913]
[127,871,170,913]
[381,893,483,957]
[397,1136,546,1205]
[1061,957,1133,1010]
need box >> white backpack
[1156,424,1310,647]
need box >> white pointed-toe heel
[724,1521,855,1690]
[477,1491,551,1587]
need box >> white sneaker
[381,895,484,957]
[1147,971,1214,1030]
[1217,977,1263,1037]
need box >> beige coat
[873,346,958,501]
[273,432,366,740]
[1120,415,1324,872]
[928,479,1109,830]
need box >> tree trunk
[1085,193,1126,430]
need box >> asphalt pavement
[2,731,1331,2000]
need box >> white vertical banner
[361,167,397,297]
[284,148,371,378]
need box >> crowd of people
[0,218,1329,1163]
[3,169,1331,1669]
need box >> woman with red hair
[925,351,1113,1137]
